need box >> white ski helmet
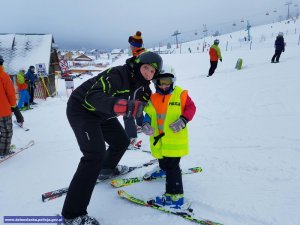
[152,64,176,91]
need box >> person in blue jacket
[271,32,285,63]
[25,66,37,105]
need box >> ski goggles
[153,77,174,86]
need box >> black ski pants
[62,99,130,219]
[28,84,35,103]
[208,60,218,76]
[159,157,183,194]
[271,49,283,63]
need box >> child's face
[140,64,156,80]
[158,84,171,91]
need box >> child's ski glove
[169,116,187,133]
[142,123,154,136]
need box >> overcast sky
[1,0,299,50]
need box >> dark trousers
[62,99,130,219]
[123,114,144,139]
[0,116,13,155]
[159,157,183,194]
[271,49,283,62]
[28,85,35,103]
[208,60,218,76]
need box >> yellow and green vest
[144,86,189,159]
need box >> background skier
[124,31,148,149]
[207,39,222,77]
[271,32,285,63]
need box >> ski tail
[111,166,203,188]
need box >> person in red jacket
[0,55,24,157]
[207,39,222,77]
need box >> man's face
[140,64,156,81]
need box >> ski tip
[117,190,125,196]
[111,180,121,188]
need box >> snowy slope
[0,19,300,225]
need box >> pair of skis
[111,166,202,188]
[41,159,158,202]
[111,165,222,224]
[118,190,222,225]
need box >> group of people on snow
[0,59,38,157]
[0,29,286,225]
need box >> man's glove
[136,87,152,102]
[140,90,151,102]
[113,99,145,118]
[169,116,187,133]
[219,58,223,62]
[11,107,24,124]
[142,123,154,136]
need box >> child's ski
[0,140,35,164]
[118,190,222,225]
[111,166,203,188]
[41,159,158,202]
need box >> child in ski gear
[142,64,196,209]
[0,56,24,157]
[25,65,37,105]
[17,69,31,110]
[125,31,148,150]
[62,51,163,224]
[207,39,222,77]
[271,32,285,63]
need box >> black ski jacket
[275,36,285,51]
[69,62,151,120]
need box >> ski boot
[143,165,166,180]
[148,193,193,215]
[64,214,100,225]
[98,165,129,180]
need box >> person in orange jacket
[207,39,222,77]
[0,55,24,157]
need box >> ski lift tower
[172,30,181,48]
[246,20,251,41]
[285,1,293,19]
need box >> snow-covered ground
[1,19,300,225]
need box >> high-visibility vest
[144,86,189,159]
